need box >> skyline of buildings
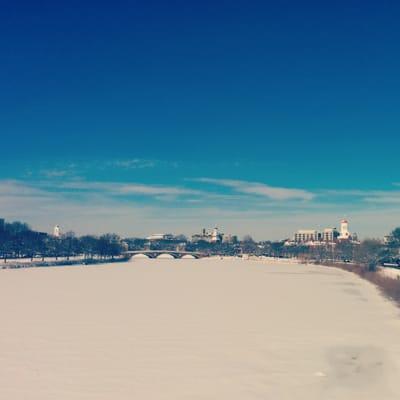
[291,219,358,246]
[49,219,360,246]
[2,217,392,247]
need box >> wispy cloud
[41,169,72,178]
[363,192,400,204]
[57,180,202,197]
[321,188,400,204]
[107,159,157,169]
[24,159,161,180]
[194,178,315,201]
[0,180,51,197]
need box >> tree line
[0,220,126,261]
[184,229,400,271]
[1,218,400,270]
[256,228,400,271]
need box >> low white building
[293,225,340,244]
[294,230,319,243]
[146,233,174,241]
[322,228,338,242]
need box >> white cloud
[321,189,400,204]
[362,192,400,204]
[195,178,315,201]
[108,159,157,169]
[0,180,51,197]
[117,183,200,196]
[1,179,399,240]
[57,180,202,197]
[41,169,71,178]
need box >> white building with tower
[338,219,351,240]
[292,218,353,244]
[191,227,224,243]
[53,225,61,238]
[211,227,220,243]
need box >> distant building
[146,233,174,241]
[211,227,221,243]
[53,225,61,238]
[338,219,351,240]
[0,218,4,232]
[294,230,320,243]
[322,228,339,242]
[293,220,350,244]
[223,234,238,244]
[383,235,392,245]
[191,233,205,242]
[191,227,224,243]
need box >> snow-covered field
[1,258,400,399]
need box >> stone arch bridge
[125,250,208,259]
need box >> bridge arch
[131,253,151,259]
[156,253,176,259]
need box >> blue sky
[1,1,400,238]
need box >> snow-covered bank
[1,255,127,269]
[378,266,400,280]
